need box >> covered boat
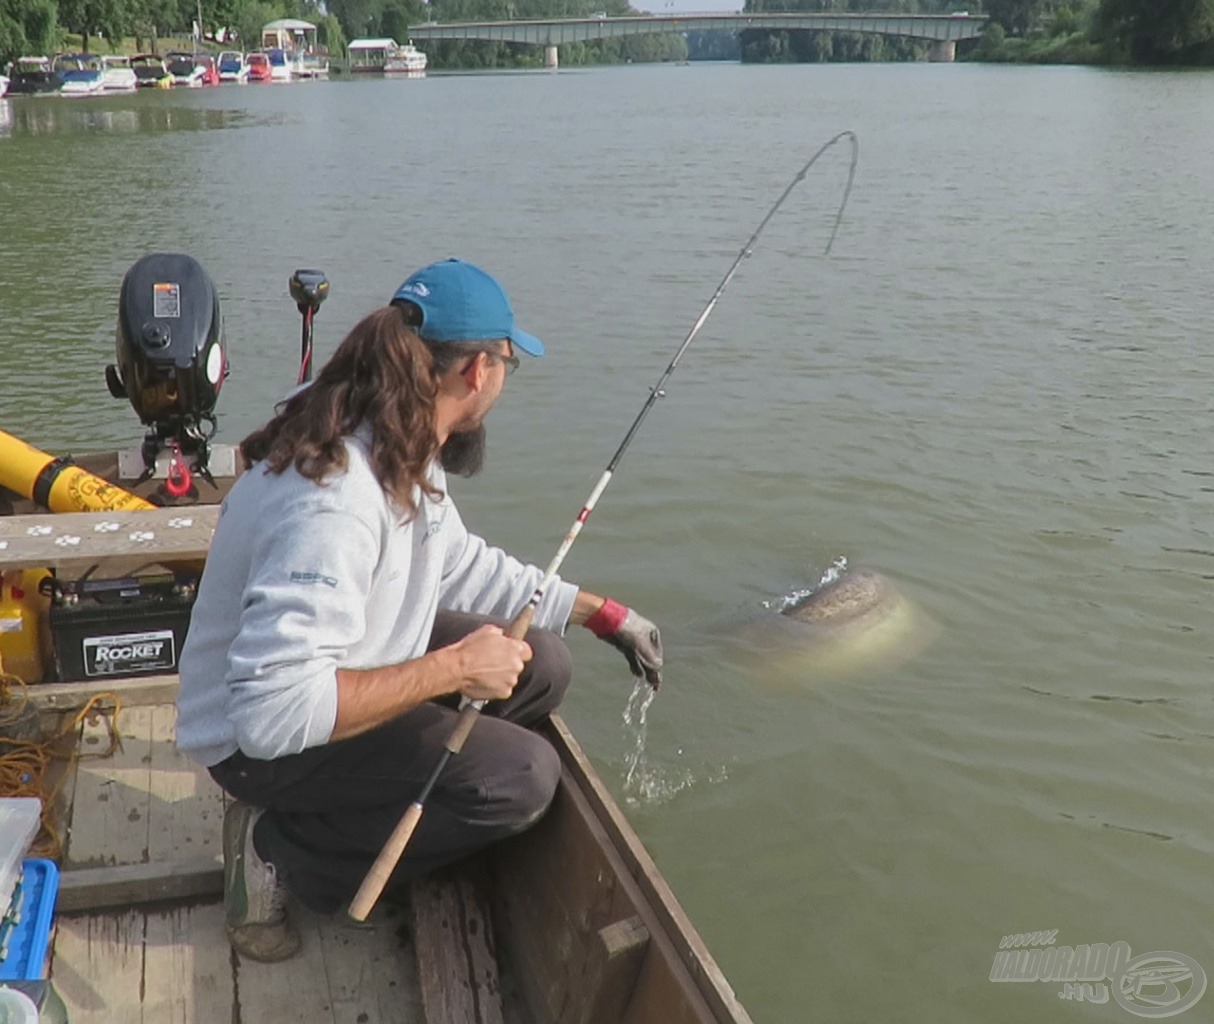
[7,56,61,94]
[348,37,428,74]
[131,54,173,88]
[217,50,249,82]
[56,54,105,96]
[100,54,137,91]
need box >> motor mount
[107,253,228,480]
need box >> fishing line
[349,130,861,920]
[500,130,860,633]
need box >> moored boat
[0,74,9,98]
[165,51,216,87]
[385,41,428,74]
[196,52,220,85]
[100,54,137,92]
[131,53,172,88]
[260,17,329,80]
[56,54,105,96]
[7,55,61,94]
[246,51,272,82]
[348,37,428,75]
[217,50,249,82]
[264,46,295,81]
[298,51,329,78]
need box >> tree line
[0,0,686,67]
[735,0,1214,64]
[3,0,1208,68]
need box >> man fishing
[176,258,663,962]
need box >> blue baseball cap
[391,258,544,357]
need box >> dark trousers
[209,611,572,914]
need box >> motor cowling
[108,253,227,436]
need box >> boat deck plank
[142,904,233,1024]
[145,704,225,864]
[68,705,158,867]
[48,701,425,1024]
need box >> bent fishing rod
[348,130,859,921]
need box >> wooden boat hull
[1,451,752,1024]
[494,715,750,1024]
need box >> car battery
[45,574,197,682]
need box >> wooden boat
[0,448,753,1024]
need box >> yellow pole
[0,429,155,513]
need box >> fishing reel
[106,252,229,488]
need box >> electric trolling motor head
[106,253,228,476]
[290,269,329,314]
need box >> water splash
[622,677,657,791]
[619,678,727,806]
[762,554,849,613]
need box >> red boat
[246,52,272,82]
[198,54,220,85]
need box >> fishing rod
[348,130,860,921]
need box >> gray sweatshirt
[175,435,578,767]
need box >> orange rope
[0,672,123,860]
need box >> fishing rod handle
[348,800,424,921]
[443,603,535,754]
[506,602,537,640]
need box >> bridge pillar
[928,39,955,62]
[544,44,558,69]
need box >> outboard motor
[106,253,228,485]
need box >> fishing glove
[585,598,664,690]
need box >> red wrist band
[585,598,628,638]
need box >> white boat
[264,47,293,81]
[100,54,137,92]
[299,52,329,78]
[56,54,105,96]
[166,52,206,87]
[217,50,249,82]
[0,74,8,98]
[261,19,326,81]
[385,42,427,74]
[347,37,427,75]
[131,54,172,88]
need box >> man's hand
[584,598,664,689]
[449,624,533,702]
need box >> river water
[2,63,1213,1023]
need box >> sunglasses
[490,352,520,376]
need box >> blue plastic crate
[0,860,58,981]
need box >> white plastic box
[0,801,40,916]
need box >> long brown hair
[240,303,496,521]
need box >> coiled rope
[0,671,122,859]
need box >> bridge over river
[409,11,987,67]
